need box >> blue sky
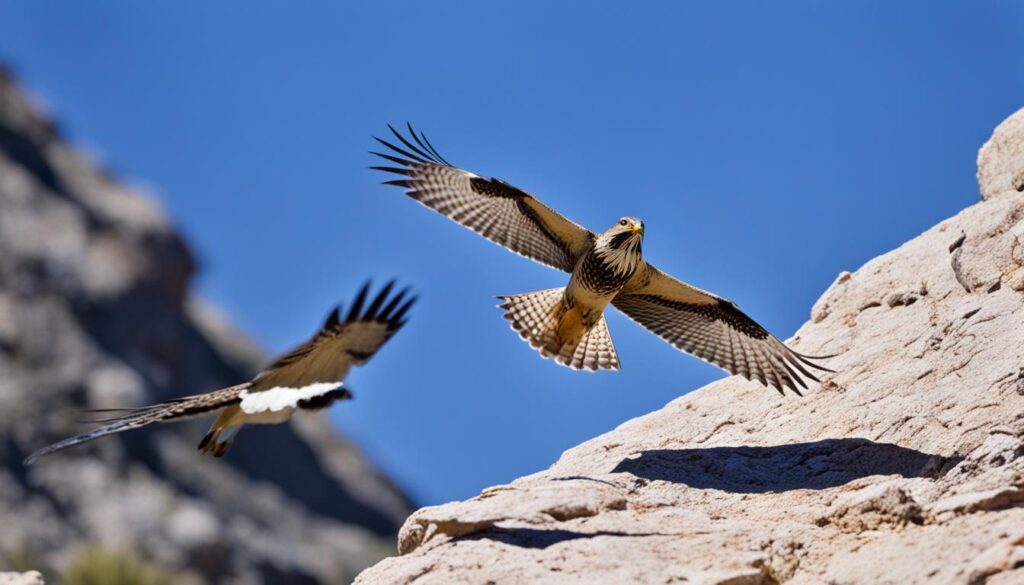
[2,2,1022,504]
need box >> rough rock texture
[979,107,1024,201]
[356,108,1024,585]
[0,66,411,583]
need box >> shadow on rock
[612,438,951,493]
[463,527,656,550]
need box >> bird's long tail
[498,288,620,371]
[23,384,248,465]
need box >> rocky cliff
[355,108,1024,584]
[0,65,412,584]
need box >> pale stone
[0,572,43,585]
[979,107,1024,200]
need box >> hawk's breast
[576,248,639,296]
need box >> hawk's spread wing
[248,281,415,392]
[613,263,831,395]
[372,124,595,272]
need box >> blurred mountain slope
[0,64,410,585]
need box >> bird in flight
[372,124,830,394]
[25,282,415,465]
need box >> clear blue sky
[2,2,1022,504]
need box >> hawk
[372,124,831,394]
[24,282,415,464]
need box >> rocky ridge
[0,65,411,584]
[355,108,1024,584]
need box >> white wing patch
[239,382,344,414]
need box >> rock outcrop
[0,573,43,585]
[0,65,411,583]
[355,109,1024,584]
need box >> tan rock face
[979,107,1024,201]
[356,107,1024,585]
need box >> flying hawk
[24,282,415,464]
[372,125,831,395]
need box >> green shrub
[62,547,174,585]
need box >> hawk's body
[25,282,414,464]
[498,219,645,369]
[373,125,831,394]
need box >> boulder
[0,572,44,585]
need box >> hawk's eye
[619,219,627,226]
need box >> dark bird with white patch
[24,282,415,464]
[372,124,831,394]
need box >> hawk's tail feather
[23,384,247,465]
[563,314,620,371]
[498,288,620,372]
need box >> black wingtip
[780,363,806,397]
[771,383,786,397]
[334,282,416,331]
[324,306,341,329]
[346,281,372,323]
[373,123,449,166]
[416,126,452,165]
[369,165,415,176]
[791,349,839,372]
[390,123,435,162]
[364,280,397,320]
[802,359,836,374]
[390,295,417,328]
[373,136,427,164]
[794,349,841,360]
[407,122,452,166]
[370,151,414,167]
[378,287,407,319]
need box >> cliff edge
[356,108,1024,584]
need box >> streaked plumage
[24,282,415,464]
[373,124,831,394]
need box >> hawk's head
[602,217,644,249]
[594,217,644,276]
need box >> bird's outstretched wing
[613,263,832,395]
[24,283,413,464]
[372,124,595,272]
[247,281,415,392]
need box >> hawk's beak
[630,224,643,234]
